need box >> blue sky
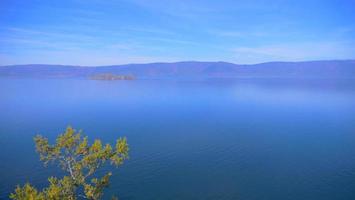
[0,0,354,66]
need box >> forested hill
[1,60,355,79]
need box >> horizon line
[1,59,355,68]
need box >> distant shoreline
[0,60,354,79]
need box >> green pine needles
[10,126,129,200]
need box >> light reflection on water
[0,78,355,200]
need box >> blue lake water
[0,78,355,199]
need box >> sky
[0,0,355,66]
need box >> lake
[0,78,355,200]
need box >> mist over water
[1,78,355,200]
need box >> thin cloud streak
[232,42,355,64]
[1,0,354,65]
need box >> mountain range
[1,60,355,79]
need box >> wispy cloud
[0,49,180,66]
[4,27,97,41]
[1,26,193,51]
[232,41,355,64]
[1,0,354,65]
[0,26,183,65]
[211,30,270,38]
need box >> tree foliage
[10,126,129,200]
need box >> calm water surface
[0,78,355,199]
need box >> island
[90,73,135,80]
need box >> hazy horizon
[1,59,355,68]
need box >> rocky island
[90,73,135,80]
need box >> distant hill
[1,60,355,79]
